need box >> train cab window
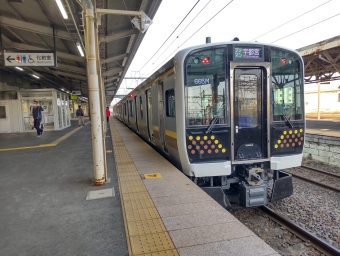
[129,100,133,116]
[271,48,303,121]
[140,96,143,119]
[185,47,228,126]
[165,89,175,117]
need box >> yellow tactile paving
[127,219,167,236]
[110,119,178,256]
[119,175,143,182]
[124,198,155,211]
[122,192,152,201]
[130,232,176,255]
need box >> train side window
[166,89,175,117]
[140,96,143,119]
[0,106,6,118]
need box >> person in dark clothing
[76,105,84,126]
[106,107,110,122]
[32,100,44,137]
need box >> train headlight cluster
[274,129,304,149]
[187,134,226,155]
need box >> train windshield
[185,47,228,126]
[271,48,303,121]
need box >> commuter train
[113,39,305,208]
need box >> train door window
[271,48,303,121]
[185,47,228,126]
[129,100,133,116]
[165,89,175,117]
[140,96,143,119]
[235,72,260,128]
[124,103,127,115]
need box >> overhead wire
[271,12,340,43]
[251,0,332,41]
[147,0,234,76]
[149,0,213,70]
[138,0,201,72]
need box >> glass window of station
[271,48,303,121]
[185,47,229,126]
[19,89,71,131]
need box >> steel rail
[259,206,340,256]
[301,165,340,178]
[285,166,340,192]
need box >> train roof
[114,40,301,106]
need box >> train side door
[146,89,155,143]
[134,96,139,133]
[230,65,269,162]
[158,82,169,154]
[126,100,131,126]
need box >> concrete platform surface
[0,120,127,256]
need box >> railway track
[259,206,340,256]
[285,165,340,192]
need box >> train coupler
[239,183,267,207]
[270,170,293,202]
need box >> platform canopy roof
[0,0,161,104]
[297,35,340,84]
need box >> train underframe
[197,162,293,209]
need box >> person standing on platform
[106,107,110,123]
[32,100,44,137]
[76,105,84,126]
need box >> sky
[111,0,340,105]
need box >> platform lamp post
[75,0,152,186]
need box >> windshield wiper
[281,114,294,128]
[205,116,219,133]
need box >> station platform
[0,118,279,256]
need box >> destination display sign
[4,50,57,67]
[234,46,263,60]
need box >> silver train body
[114,41,305,208]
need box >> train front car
[174,42,304,208]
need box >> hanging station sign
[3,50,57,67]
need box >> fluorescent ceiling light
[61,88,65,91]
[32,74,40,79]
[76,42,84,57]
[15,67,23,71]
[55,0,68,19]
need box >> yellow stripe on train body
[165,130,177,139]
